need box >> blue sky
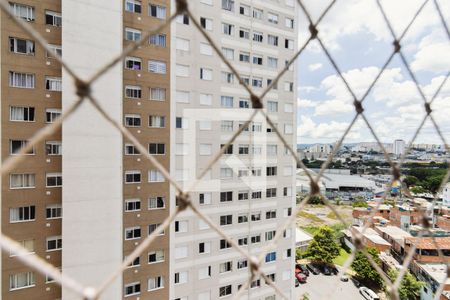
[295,0,450,145]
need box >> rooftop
[344,226,391,247]
[296,228,313,244]
[405,237,450,249]
[375,225,412,239]
[418,263,450,285]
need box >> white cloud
[411,30,450,73]
[297,98,318,108]
[314,99,353,116]
[297,116,362,140]
[308,63,323,71]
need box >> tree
[404,175,418,187]
[306,226,340,264]
[352,199,368,208]
[410,186,425,194]
[387,269,424,300]
[351,247,383,287]
[308,195,323,205]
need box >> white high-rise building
[393,139,406,156]
[171,0,298,299]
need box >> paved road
[295,272,366,300]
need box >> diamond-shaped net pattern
[0,0,449,299]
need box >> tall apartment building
[171,0,298,299]
[1,0,297,299]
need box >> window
[238,191,249,200]
[222,47,234,60]
[198,241,211,254]
[199,93,212,106]
[252,55,263,65]
[45,109,61,123]
[222,23,234,35]
[239,51,250,63]
[148,276,164,290]
[125,28,141,41]
[9,37,34,55]
[220,191,232,202]
[284,124,293,134]
[150,87,166,101]
[268,35,278,46]
[175,246,188,259]
[124,282,140,297]
[268,57,278,69]
[46,44,62,59]
[284,207,292,217]
[175,220,188,233]
[253,31,263,42]
[174,64,189,77]
[125,0,142,13]
[268,12,279,24]
[176,14,189,25]
[199,266,211,279]
[125,227,141,240]
[252,191,262,199]
[285,81,294,92]
[9,71,35,88]
[9,272,35,291]
[176,38,190,51]
[220,96,233,108]
[125,144,140,155]
[45,141,62,156]
[149,4,166,19]
[10,206,35,223]
[267,166,277,176]
[266,188,277,198]
[10,173,35,189]
[222,0,234,11]
[251,212,261,222]
[10,140,33,155]
[285,17,294,28]
[219,261,232,273]
[10,106,34,122]
[149,223,164,235]
[148,143,165,155]
[221,120,233,132]
[125,56,141,70]
[200,17,213,31]
[125,171,141,184]
[124,114,141,127]
[251,280,261,288]
[220,239,231,249]
[267,144,277,155]
[199,43,213,55]
[176,117,188,129]
[265,252,276,263]
[237,259,248,269]
[240,4,250,16]
[267,101,278,112]
[285,39,294,49]
[124,85,141,99]
[220,167,232,179]
[149,34,166,47]
[238,169,249,178]
[176,90,190,103]
[284,103,294,113]
[148,250,164,263]
[46,204,62,219]
[149,115,165,128]
[45,76,62,91]
[238,237,248,246]
[127,257,140,268]
[125,199,141,212]
[251,235,261,244]
[219,285,232,297]
[266,210,277,219]
[9,2,35,21]
[149,197,165,209]
[252,77,262,88]
[253,8,263,19]
[149,60,166,74]
[200,68,212,80]
[238,99,249,109]
[220,215,232,226]
[283,187,292,197]
[238,214,248,223]
[149,170,164,182]
[265,230,276,241]
[174,271,188,284]
[223,72,234,84]
[199,193,212,205]
[46,173,62,188]
[239,28,250,39]
[46,236,62,251]
[45,11,61,27]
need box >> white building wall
[172,0,298,299]
[61,1,123,299]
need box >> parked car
[322,265,332,276]
[351,277,361,287]
[359,287,380,300]
[295,277,300,287]
[295,272,307,283]
[329,265,339,275]
[340,275,349,282]
[307,263,320,275]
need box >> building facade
[1,0,297,299]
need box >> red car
[295,272,307,283]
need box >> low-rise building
[296,228,313,252]
[404,237,450,263]
[412,263,450,300]
[343,226,391,252]
[375,225,412,260]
